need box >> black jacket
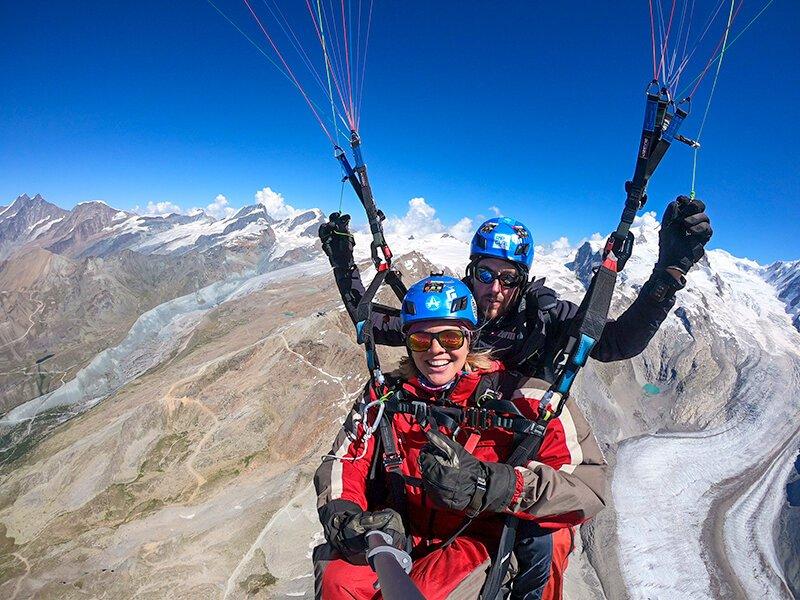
[330,263,675,381]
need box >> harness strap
[382,399,540,438]
[377,413,409,531]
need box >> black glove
[656,196,713,274]
[318,212,355,268]
[323,502,406,564]
[419,429,517,516]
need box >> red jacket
[315,362,607,548]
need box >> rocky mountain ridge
[761,259,800,332]
[0,194,325,263]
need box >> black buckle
[465,407,493,430]
[411,401,429,427]
[383,453,402,472]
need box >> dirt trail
[278,334,349,399]
[0,292,44,351]
[161,365,221,502]
[9,553,30,600]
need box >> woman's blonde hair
[394,348,495,380]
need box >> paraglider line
[690,0,736,199]
[355,0,363,111]
[678,0,774,99]
[205,0,345,138]
[314,0,341,146]
[649,0,658,79]
[657,0,678,85]
[667,0,691,85]
[686,0,741,100]
[305,0,356,130]
[669,0,729,91]
[241,0,334,141]
[670,0,696,95]
[341,0,355,123]
[261,0,329,98]
[356,0,374,131]
[321,0,350,119]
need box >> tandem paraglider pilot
[312,276,607,599]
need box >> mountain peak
[71,200,121,218]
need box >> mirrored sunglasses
[474,265,524,288]
[406,329,467,352]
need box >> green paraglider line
[690,0,737,199]
[677,0,775,100]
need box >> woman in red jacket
[313,275,606,599]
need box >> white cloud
[206,194,236,219]
[489,205,501,216]
[448,217,473,242]
[384,197,445,238]
[632,210,659,228]
[255,187,298,220]
[134,201,184,217]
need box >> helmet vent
[450,296,468,313]
[402,300,416,315]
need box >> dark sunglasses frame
[405,329,468,352]
[473,265,525,288]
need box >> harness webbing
[383,395,540,438]
[335,131,406,389]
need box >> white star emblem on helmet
[425,296,441,311]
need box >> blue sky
[2,1,797,263]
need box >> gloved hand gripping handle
[365,531,424,600]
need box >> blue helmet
[400,275,478,331]
[470,217,534,271]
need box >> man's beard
[480,296,506,321]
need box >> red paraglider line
[304,0,356,130]
[318,0,356,130]
[242,0,334,141]
[687,0,742,99]
[321,0,349,120]
[263,0,329,99]
[669,0,727,91]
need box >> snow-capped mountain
[0,194,69,260]
[0,195,325,264]
[761,259,800,332]
[43,200,133,257]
